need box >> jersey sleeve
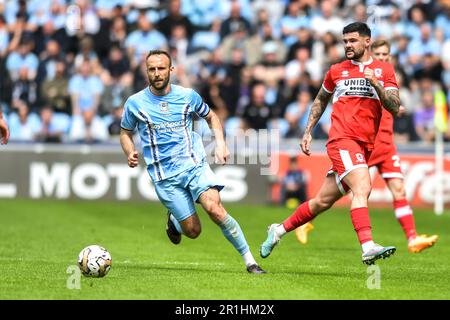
[383,63,398,91]
[322,66,336,93]
[191,89,210,118]
[120,98,137,131]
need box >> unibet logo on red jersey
[342,78,378,98]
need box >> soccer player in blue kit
[120,50,266,274]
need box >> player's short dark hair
[371,39,391,52]
[343,22,371,38]
[146,50,172,67]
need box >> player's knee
[205,202,225,222]
[352,183,372,199]
[314,197,333,212]
[391,185,406,200]
[185,225,201,239]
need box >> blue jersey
[121,84,211,182]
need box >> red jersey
[322,56,398,149]
[374,108,394,145]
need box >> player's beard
[346,47,365,61]
[150,74,170,92]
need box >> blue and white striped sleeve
[120,98,137,131]
[191,89,210,118]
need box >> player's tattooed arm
[304,87,332,135]
[373,83,400,115]
[364,68,400,115]
[301,87,332,155]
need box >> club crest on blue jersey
[159,102,170,114]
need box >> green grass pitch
[0,199,449,300]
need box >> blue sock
[169,213,183,234]
[218,214,250,256]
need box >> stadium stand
[0,0,449,144]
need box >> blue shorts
[154,161,224,222]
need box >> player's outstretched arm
[204,109,230,165]
[120,128,139,168]
[301,87,332,156]
[364,67,400,116]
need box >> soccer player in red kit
[260,22,400,265]
[368,40,438,252]
[294,40,439,253]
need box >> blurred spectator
[101,45,132,83]
[284,88,332,139]
[34,106,67,143]
[199,70,228,124]
[106,106,124,136]
[435,5,450,41]
[405,6,427,41]
[40,59,71,114]
[168,46,192,88]
[414,90,436,143]
[252,0,285,29]
[241,82,272,130]
[285,46,322,90]
[413,53,443,82]
[109,16,128,50]
[30,4,68,55]
[189,18,221,53]
[287,27,314,62]
[220,0,252,40]
[37,39,63,82]
[168,25,189,63]
[125,12,167,68]
[351,2,368,23]
[95,0,128,19]
[284,89,312,138]
[222,47,246,117]
[75,0,101,36]
[6,38,38,81]
[181,0,223,31]
[279,0,310,47]
[198,49,227,85]
[407,23,441,73]
[252,41,285,87]
[8,100,40,142]
[158,0,194,40]
[372,5,406,40]
[280,156,308,207]
[100,63,133,117]
[68,60,104,116]
[74,36,101,73]
[246,20,287,66]
[69,108,109,143]
[11,67,38,112]
[0,15,9,58]
[220,21,252,63]
[310,0,345,38]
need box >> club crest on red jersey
[374,68,382,78]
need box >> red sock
[394,199,416,240]
[282,201,315,232]
[350,207,373,245]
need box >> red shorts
[368,143,404,179]
[326,139,372,194]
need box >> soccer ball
[77,245,112,278]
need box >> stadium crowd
[0,0,449,144]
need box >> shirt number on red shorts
[392,155,400,167]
